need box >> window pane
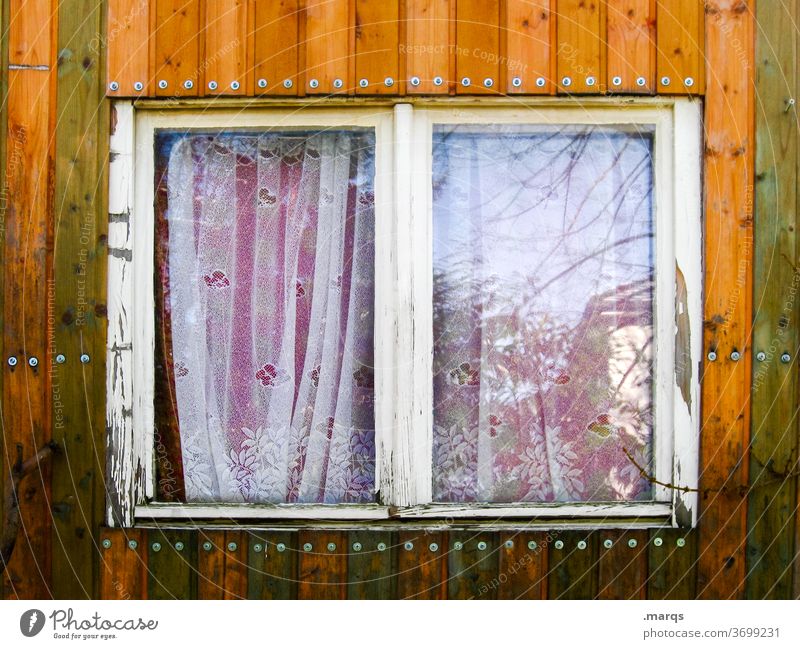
[154,130,376,504]
[432,125,655,503]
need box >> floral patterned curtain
[155,130,376,504]
[432,125,655,503]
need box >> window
[107,99,702,527]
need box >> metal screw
[128,539,138,550]
[158,80,168,89]
[660,76,671,86]
[352,542,362,552]
[511,77,522,88]
[230,81,240,91]
[653,537,663,547]
[527,540,538,550]
[603,539,613,549]
[109,81,120,91]
[333,78,343,89]
[429,542,439,552]
[326,542,336,552]
[257,78,268,89]
[384,77,394,87]
[684,77,695,88]
[785,98,796,113]
[404,541,414,551]
[102,539,112,549]
[536,77,546,88]
[203,541,213,551]
[359,78,369,88]
[781,353,791,363]
[309,78,319,89]
[477,541,488,551]
[554,540,564,550]
[707,351,717,362]
[253,543,263,553]
[283,79,293,89]
[208,80,218,91]
[276,543,286,552]
[227,542,238,552]
[134,81,144,92]
[183,79,194,90]
[377,542,387,551]
[409,76,421,87]
[80,354,90,364]
[28,357,38,368]
[561,76,572,87]
[7,356,17,367]
[461,77,471,87]
[635,76,646,87]
[483,78,494,88]
[612,76,622,86]
[175,541,185,552]
[577,540,587,550]
[756,351,766,362]
[730,350,741,361]
[303,543,312,552]
[504,539,514,549]
[56,354,66,364]
[453,541,463,551]
[433,76,444,86]
[586,75,596,86]
[151,542,162,552]
[628,539,638,548]
[676,537,686,548]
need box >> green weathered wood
[0,0,8,600]
[51,0,107,598]
[647,529,696,599]
[447,531,499,599]
[147,529,197,599]
[747,0,799,600]
[346,531,395,599]
[247,531,298,599]
[547,531,598,599]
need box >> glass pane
[432,124,655,503]
[154,130,376,504]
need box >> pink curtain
[432,125,655,503]
[159,131,376,504]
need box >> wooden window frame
[107,97,702,529]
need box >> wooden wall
[2,0,799,600]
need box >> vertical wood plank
[203,0,248,96]
[606,0,655,93]
[197,530,246,599]
[505,0,552,94]
[247,531,298,599]
[147,529,197,599]
[556,0,604,93]
[297,531,347,599]
[547,532,598,599]
[51,0,106,599]
[647,529,697,599]
[8,0,52,66]
[598,531,648,599]
[346,531,395,598]
[106,0,150,96]
[697,0,754,600]
[253,0,299,95]
[747,0,798,600]
[305,0,351,94]
[153,0,201,97]
[1,68,53,600]
[497,533,549,599]
[396,530,447,599]
[447,531,499,599]
[656,0,704,93]
[98,529,146,599]
[405,0,450,94]
[455,0,500,94]
[354,0,399,94]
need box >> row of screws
[8,354,89,367]
[707,350,791,363]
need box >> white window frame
[106,98,702,528]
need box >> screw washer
[203,541,213,551]
[309,78,319,89]
[527,540,538,550]
[151,542,162,552]
[333,78,344,89]
[377,542,387,551]
[535,77,546,88]
[109,81,120,91]
[707,351,717,362]
[128,540,138,550]
[653,537,663,547]
[134,81,144,92]
[276,543,286,552]
[102,539,112,549]
[227,542,238,552]
[8,356,17,367]
[636,76,647,87]
[80,353,90,364]
[586,76,596,86]
[410,76,421,87]
[183,79,194,90]
[208,80,218,91]
[628,539,638,548]
[483,78,494,88]
[453,541,464,551]
[28,357,38,367]
[781,353,791,363]
[660,76,671,86]
[175,541,185,552]
[352,542,362,552]
[158,80,168,89]
[676,538,686,548]
[612,76,622,86]
[684,77,695,87]
[433,76,444,86]
[461,77,471,87]
[554,540,564,550]
[327,542,336,552]
[504,539,514,549]
[253,543,263,553]
[477,541,488,551]
[359,78,369,88]
[730,350,741,361]
[603,539,613,549]
[56,354,66,364]
[384,77,394,87]
[404,541,414,551]
[283,79,293,89]
[303,543,313,552]
[257,78,268,89]
[429,543,439,552]
[511,77,522,88]
[756,351,766,362]
[230,81,240,91]
[577,540,587,550]
[561,76,572,87]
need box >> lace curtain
[156,130,376,504]
[432,125,655,503]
